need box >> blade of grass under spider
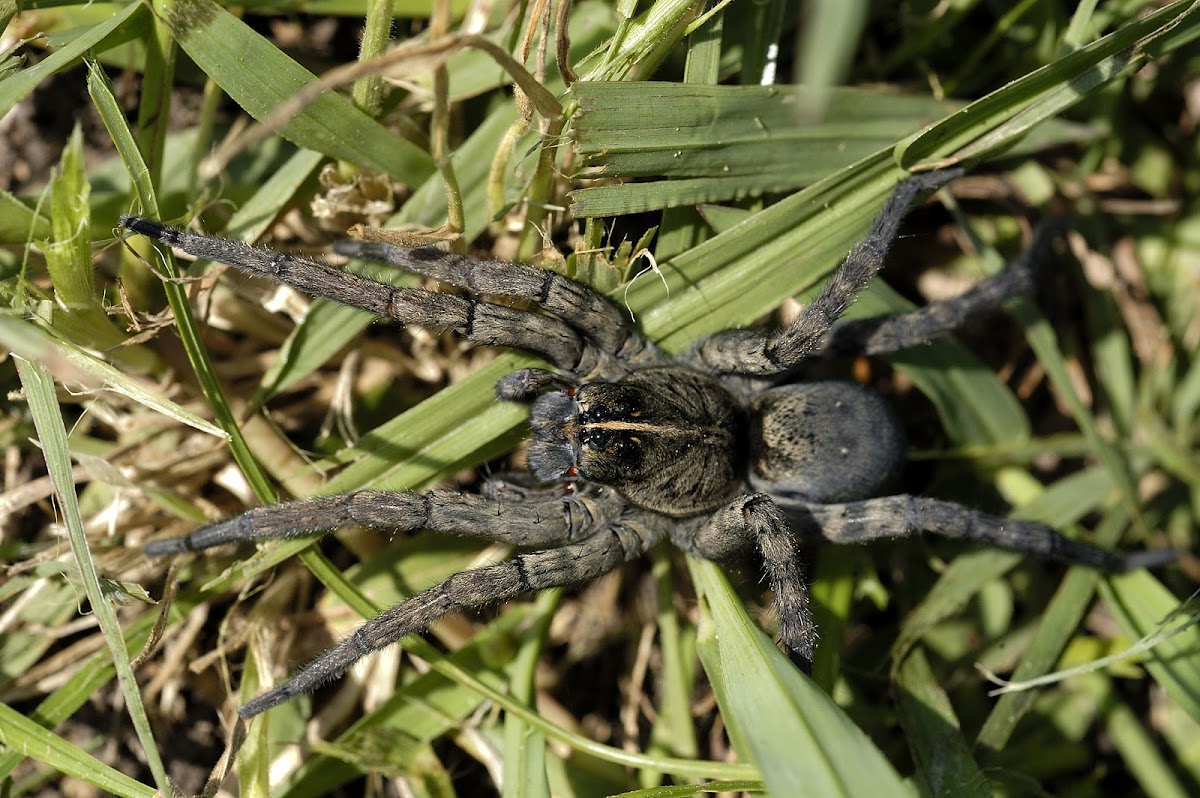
[14,357,169,795]
[570,83,958,216]
[894,647,989,798]
[0,703,156,798]
[237,636,272,798]
[646,548,699,769]
[687,558,910,797]
[502,588,557,798]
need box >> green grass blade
[896,0,1200,166]
[14,357,169,794]
[502,590,557,798]
[1102,679,1194,798]
[0,316,228,439]
[161,0,434,181]
[689,558,910,797]
[0,1,145,118]
[0,703,156,798]
[0,188,51,242]
[89,56,277,505]
[571,83,957,215]
[1102,573,1200,724]
[894,647,989,798]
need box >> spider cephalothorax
[529,370,745,514]
[122,168,1170,719]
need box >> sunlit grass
[2,1,1199,796]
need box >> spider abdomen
[748,381,905,503]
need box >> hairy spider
[121,168,1170,719]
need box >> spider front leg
[334,241,663,374]
[676,494,817,663]
[239,511,666,717]
[118,217,647,379]
[688,167,964,376]
[143,486,625,554]
[777,495,1177,571]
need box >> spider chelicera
[121,167,1172,719]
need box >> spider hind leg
[782,495,1174,572]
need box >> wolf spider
[121,168,1170,719]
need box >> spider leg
[494,367,576,401]
[143,487,625,555]
[675,494,817,663]
[120,217,587,373]
[238,511,667,717]
[776,495,1177,571]
[335,241,661,368]
[816,222,1055,358]
[688,167,963,376]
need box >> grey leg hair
[119,217,587,373]
[334,241,660,363]
[143,488,625,555]
[779,495,1177,572]
[676,494,817,663]
[818,223,1053,358]
[238,511,667,717]
[688,167,964,376]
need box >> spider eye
[582,429,641,460]
[612,434,640,456]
